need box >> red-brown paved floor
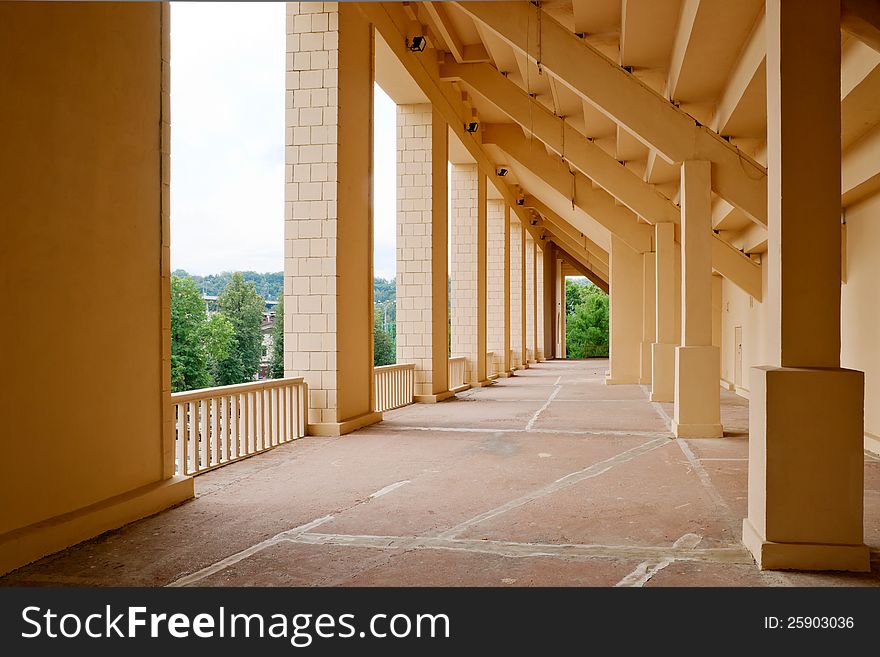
[3,359,879,587]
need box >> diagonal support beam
[843,0,880,55]
[456,1,767,227]
[482,123,654,253]
[521,195,608,267]
[358,2,541,243]
[422,2,491,63]
[554,244,609,292]
[439,60,679,225]
[710,236,761,300]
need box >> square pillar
[542,242,555,360]
[487,198,506,377]
[607,235,642,385]
[451,164,490,386]
[651,222,677,401]
[536,242,545,360]
[284,2,380,435]
[640,251,656,384]
[502,205,512,375]
[524,232,536,363]
[672,160,722,438]
[555,257,566,359]
[743,0,868,571]
[396,104,451,403]
[510,216,525,370]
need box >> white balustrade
[172,377,307,476]
[373,363,416,412]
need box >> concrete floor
[4,359,880,587]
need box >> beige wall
[0,2,174,535]
[842,192,880,440]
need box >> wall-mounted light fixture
[496,167,508,177]
[516,198,525,205]
[465,121,479,133]
[406,36,426,52]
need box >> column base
[672,420,723,438]
[308,411,383,437]
[742,518,869,572]
[0,475,193,577]
[414,391,455,403]
[468,379,494,388]
[744,365,867,571]
[673,345,722,437]
[650,342,676,402]
[496,371,514,378]
[605,376,640,385]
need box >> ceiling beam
[554,244,610,292]
[666,0,701,102]
[440,60,679,225]
[842,0,880,55]
[422,2,490,63]
[710,236,762,300]
[522,195,608,267]
[455,1,768,227]
[357,2,539,241]
[712,12,765,134]
[482,123,654,253]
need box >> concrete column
[543,243,555,360]
[555,258,566,359]
[607,235,642,385]
[502,205,512,375]
[743,0,868,571]
[487,198,506,377]
[524,233,536,363]
[395,104,451,403]
[651,222,677,401]
[284,2,380,435]
[672,161,722,438]
[451,164,490,386]
[640,251,656,384]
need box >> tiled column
[284,2,380,435]
[606,235,642,385]
[451,164,490,386]
[542,243,555,360]
[487,199,506,377]
[395,104,451,402]
[502,205,512,375]
[536,244,545,360]
[672,161,722,437]
[743,0,868,571]
[510,216,524,369]
[524,233,535,363]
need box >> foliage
[269,297,285,379]
[170,276,211,392]
[215,273,266,385]
[373,306,396,366]
[203,313,235,385]
[172,269,283,301]
[565,280,609,359]
[373,277,396,304]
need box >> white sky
[170,2,398,279]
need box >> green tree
[373,306,396,366]
[565,278,586,316]
[203,313,235,385]
[566,285,610,358]
[215,272,265,385]
[269,297,285,379]
[170,275,211,392]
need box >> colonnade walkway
[3,359,880,587]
